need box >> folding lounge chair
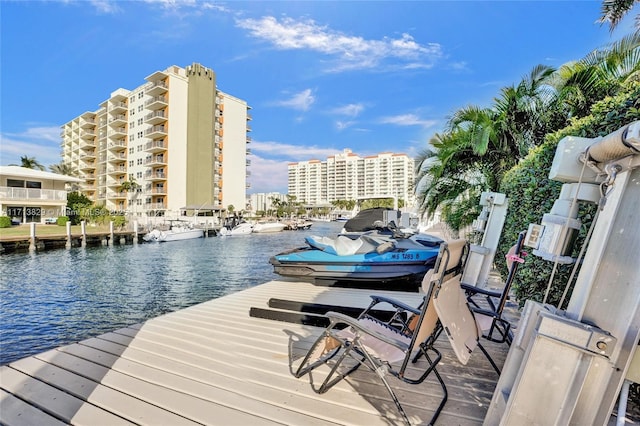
[293,239,467,426]
[460,230,527,344]
[433,270,502,376]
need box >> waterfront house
[0,166,83,224]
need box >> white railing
[0,187,68,201]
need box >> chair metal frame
[461,231,527,344]
[293,240,466,426]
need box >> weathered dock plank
[0,280,513,425]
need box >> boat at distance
[219,221,254,236]
[143,220,204,242]
[253,221,287,233]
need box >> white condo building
[61,63,251,218]
[288,149,415,206]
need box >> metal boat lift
[485,121,640,424]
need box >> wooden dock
[0,280,511,425]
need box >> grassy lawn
[0,224,113,238]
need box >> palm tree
[49,162,77,176]
[552,33,640,118]
[10,155,45,170]
[599,0,639,34]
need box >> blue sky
[1,1,637,193]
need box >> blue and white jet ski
[269,232,443,282]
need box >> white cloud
[248,141,348,192]
[331,103,364,117]
[142,0,228,14]
[274,89,316,111]
[379,114,437,128]
[236,16,443,72]
[247,155,289,193]
[251,140,338,160]
[88,0,122,14]
[0,126,63,167]
[335,120,355,131]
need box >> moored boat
[219,221,254,236]
[253,222,286,233]
[143,221,204,242]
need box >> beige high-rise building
[61,63,251,219]
[288,149,415,207]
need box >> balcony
[107,153,127,163]
[110,101,127,112]
[144,155,166,166]
[80,183,96,191]
[145,125,167,139]
[107,191,127,199]
[107,166,126,176]
[80,118,96,128]
[145,96,168,110]
[109,127,127,137]
[246,136,252,143]
[145,140,166,153]
[147,80,168,96]
[145,171,166,181]
[79,140,96,149]
[80,130,96,140]
[108,140,127,152]
[148,187,167,195]
[80,151,96,160]
[145,110,167,125]
[0,187,68,202]
[145,202,166,210]
[79,161,96,171]
[109,114,127,126]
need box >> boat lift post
[461,191,508,289]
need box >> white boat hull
[219,223,254,236]
[253,222,286,233]
[143,228,204,242]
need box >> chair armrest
[325,311,411,351]
[460,283,502,298]
[368,295,422,316]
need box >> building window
[137,132,143,139]
[137,118,143,125]
[129,160,134,167]
[137,158,143,165]
[136,171,143,179]
[138,105,143,112]
[130,121,135,128]
[129,147,134,154]
[7,179,24,187]
[129,135,134,142]
[138,92,144,99]
[130,109,135,116]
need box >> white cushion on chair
[337,317,411,364]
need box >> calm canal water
[0,221,343,365]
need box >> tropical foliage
[599,0,640,34]
[416,33,640,231]
[10,155,45,170]
[49,162,76,176]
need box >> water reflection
[0,221,342,364]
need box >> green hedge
[498,82,640,307]
[0,216,11,228]
[56,216,69,226]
